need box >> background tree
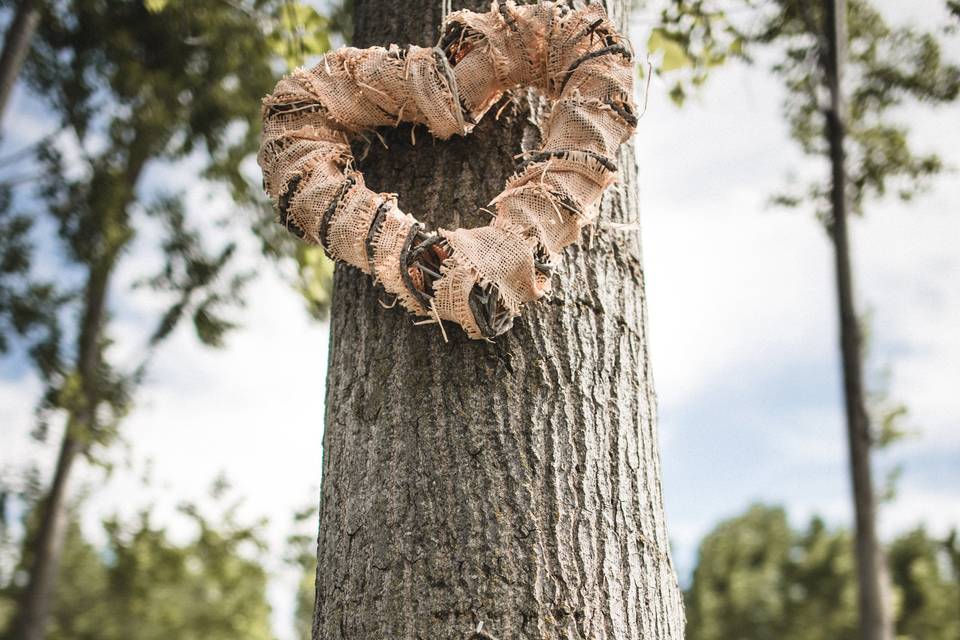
[685,505,858,640]
[648,1,960,637]
[821,1,890,634]
[309,0,683,637]
[685,504,960,640]
[0,476,275,640]
[0,1,285,637]
[887,528,960,640]
[283,502,318,640]
[0,0,41,124]
[1,0,355,635]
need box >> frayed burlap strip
[259,0,636,340]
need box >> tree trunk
[313,1,684,638]
[0,0,40,126]
[14,140,143,639]
[821,1,893,639]
[13,262,113,640]
[12,431,80,640]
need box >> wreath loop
[259,0,636,340]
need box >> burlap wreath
[258,0,636,340]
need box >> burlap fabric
[259,0,636,339]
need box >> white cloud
[638,61,837,408]
[637,3,960,582]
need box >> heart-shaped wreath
[259,0,636,340]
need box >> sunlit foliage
[0,477,274,640]
[686,505,960,640]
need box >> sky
[2,2,959,639]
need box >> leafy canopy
[686,504,960,640]
[647,0,960,223]
[0,477,275,640]
[0,0,345,457]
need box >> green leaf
[729,36,744,57]
[295,245,334,320]
[269,1,331,67]
[144,0,169,13]
[648,28,694,73]
[668,83,686,106]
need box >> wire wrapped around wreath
[258,0,636,340]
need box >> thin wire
[638,59,653,120]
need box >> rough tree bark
[314,1,684,638]
[821,1,892,639]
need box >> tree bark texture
[0,0,40,126]
[822,1,893,639]
[314,1,684,638]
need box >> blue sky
[2,2,959,638]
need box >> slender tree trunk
[822,1,892,639]
[0,0,40,127]
[313,1,683,638]
[13,263,112,640]
[14,137,144,638]
[12,431,80,640]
